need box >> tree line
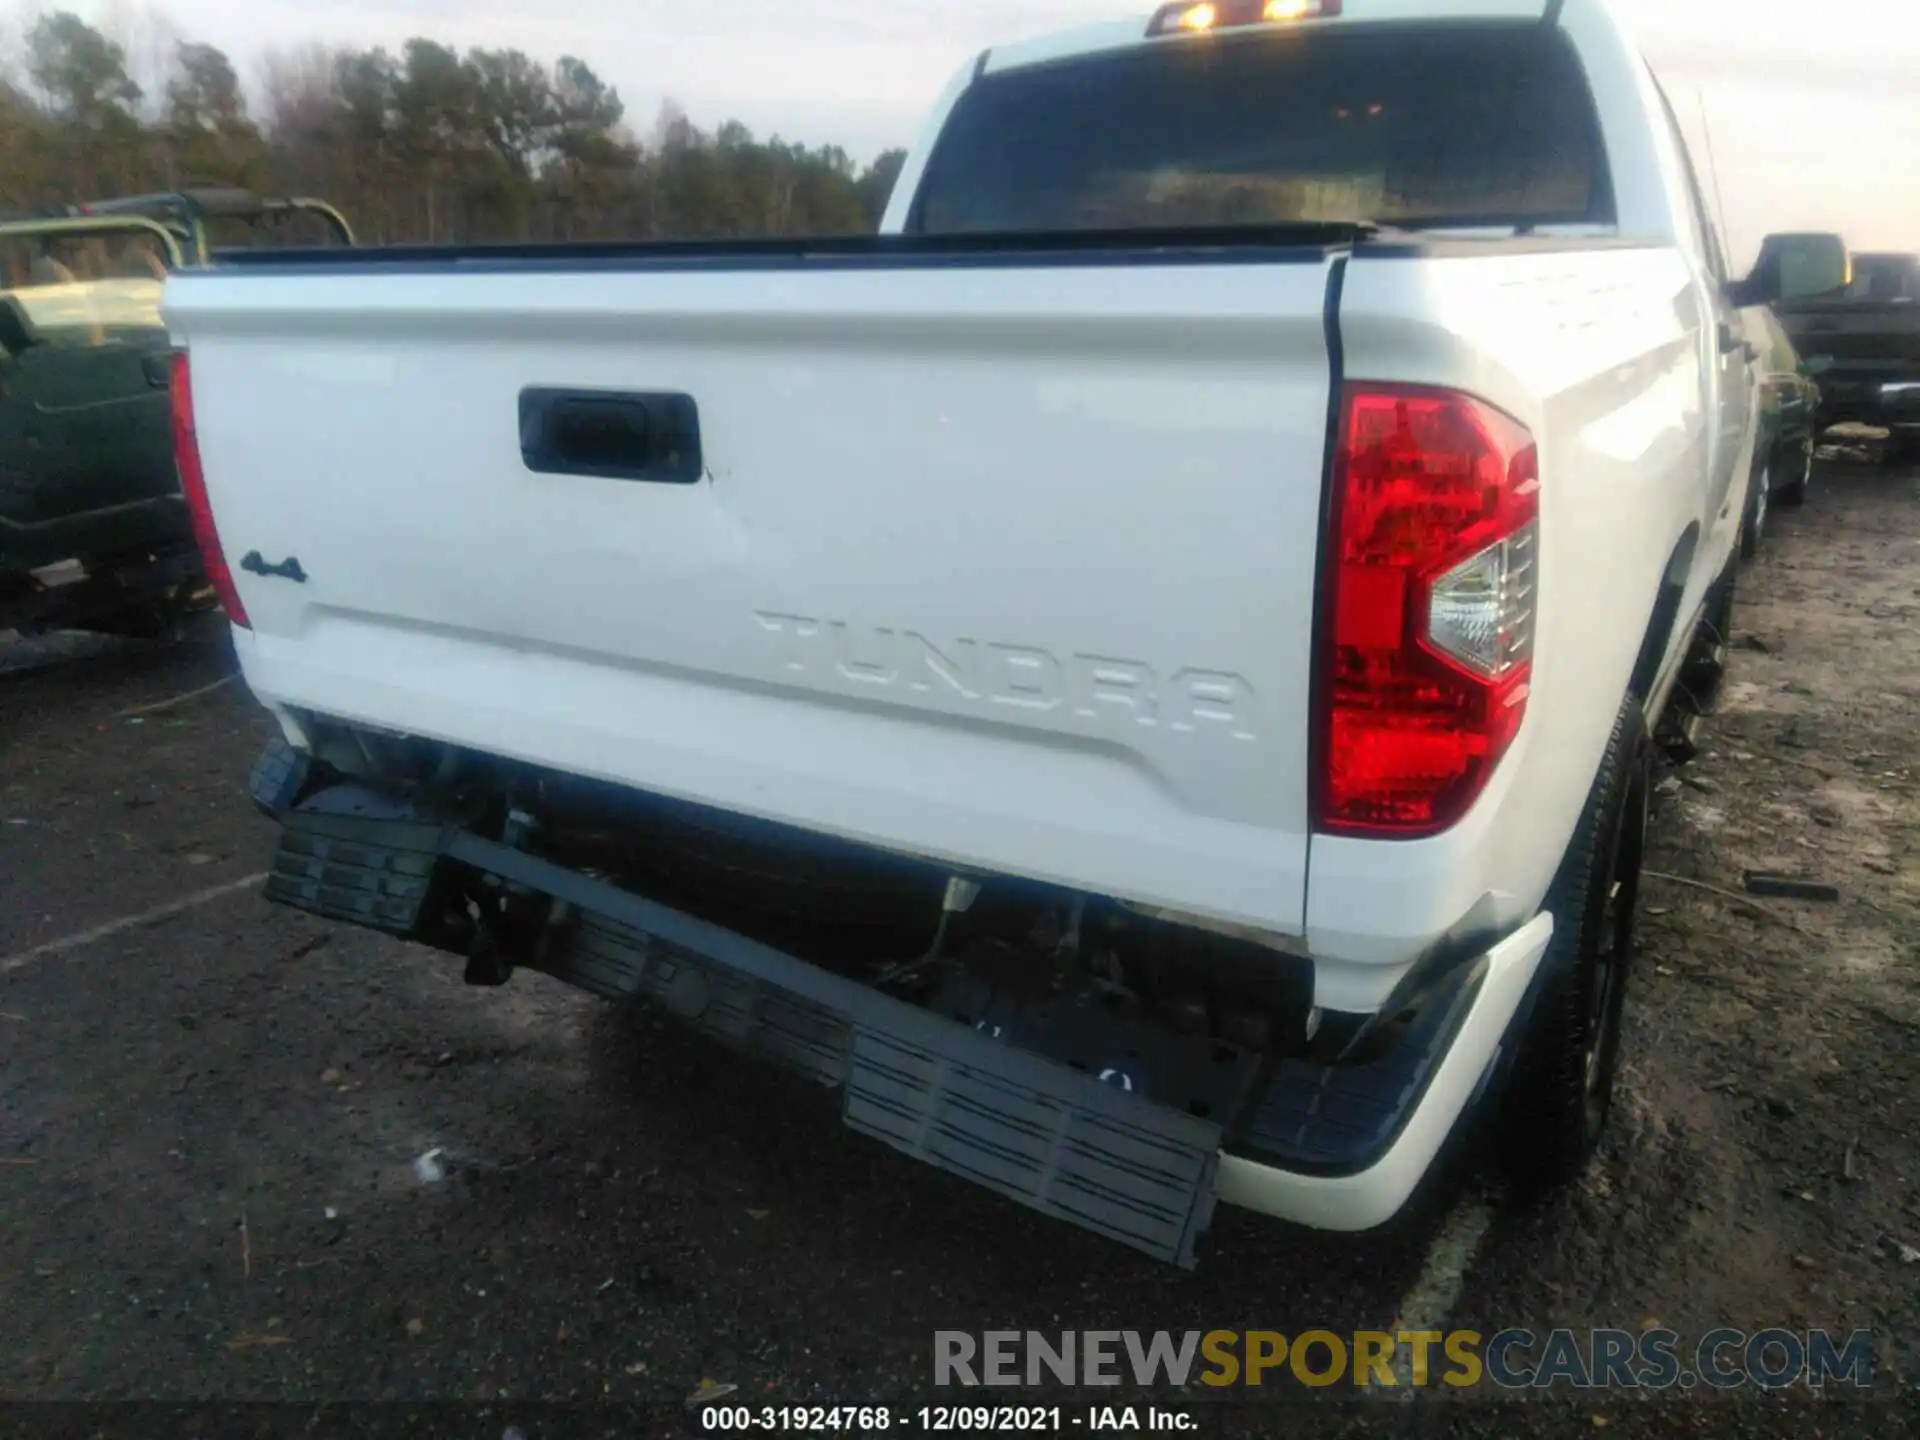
[0,10,910,245]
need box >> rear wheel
[1495,695,1651,1190]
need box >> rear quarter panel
[1307,245,1707,999]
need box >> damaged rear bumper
[258,769,1553,1266]
[1218,914,1551,1232]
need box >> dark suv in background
[1775,251,1920,466]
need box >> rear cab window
[909,22,1614,235]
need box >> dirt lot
[1,459,1916,1438]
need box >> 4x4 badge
[239,551,307,583]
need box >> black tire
[1775,438,1812,508]
[1495,695,1651,1191]
[1884,433,1920,470]
[1703,552,1737,656]
[1739,458,1768,561]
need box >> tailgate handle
[519,388,703,484]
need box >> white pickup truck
[164,0,1847,1266]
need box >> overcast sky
[17,0,1920,267]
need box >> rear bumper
[254,760,1554,1264]
[1817,375,1920,431]
[1220,913,1551,1232]
[1878,381,1920,431]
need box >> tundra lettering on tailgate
[753,612,1256,741]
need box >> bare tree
[254,41,338,139]
[8,15,886,243]
[99,0,183,126]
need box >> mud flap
[267,789,443,933]
[843,1026,1219,1267]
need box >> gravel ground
[1,460,1916,1439]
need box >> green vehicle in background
[0,189,352,640]
[75,187,355,265]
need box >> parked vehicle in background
[1738,307,1821,557]
[166,0,1844,1266]
[0,215,200,638]
[73,187,357,266]
[0,190,354,639]
[1773,250,1920,466]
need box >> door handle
[1717,323,1755,362]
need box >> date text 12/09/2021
[699,1406,1193,1431]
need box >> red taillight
[1316,384,1539,837]
[168,350,250,629]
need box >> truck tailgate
[165,257,1335,933]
